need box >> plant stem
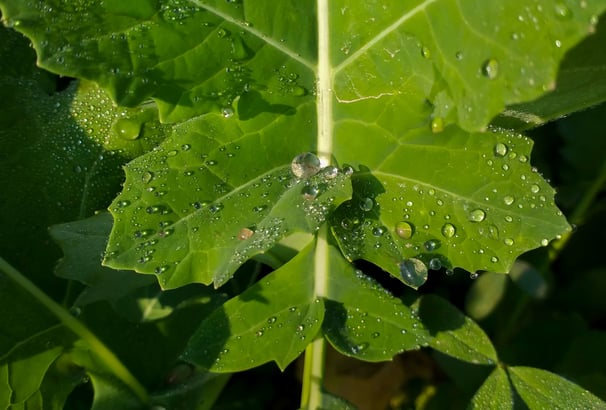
[0,257,149,404]
[301,336,326,409]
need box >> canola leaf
[182,243,324,372]
[323,243,430,361]
[468,366,513,410]
[465,272,508,321]
[495,16,606,130]
[416,294,498,365]
[2,1,604,130]
[508,366,606,409]
[0,24,170,291]
[331,128,570,287]
[103,119,352,288]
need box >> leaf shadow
[236,90,296,120]
[417,294,466,336]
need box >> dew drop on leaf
[424,239,440,251]
[395,221,413,239]
[141,171,154,184]
[359,197,374,212]
[441,223,456,238]
[504,238,514,246]
[503,195,515,205]
[468,209,486,222]
[430,117,444,133]
[222,107,234,118]
[429,258,442,270]
[399,258,428,288]
[494,142,508,157]
[114,118,141,140]
[530,184,540,193]
[421,46,431,59]
[301,184,320,200]
[554,2,572,19]
[482,58,499,79]
[291,152,321,178]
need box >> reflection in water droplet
[482,59,499,79]
[372,226,385,237]
[494,143,508,157]
[441,223,456,238]
[222,107,234,118]
[395,221,413,239]
[301,184,320,200]
[468,209,486,222]
[291,152,321,178]
[470,272,479,280]
[399,258,428,288]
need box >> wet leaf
[417,294,498,365]
[468,366,513,410]
[508,366,606,409]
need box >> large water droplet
[114,118,141,140]
[441,223,456,238]
[494,143,508,157]
[482,59,499,79]
[291,152,321,178]
[399,258,428,288]
[429,258,442,270]
[468,209,486,222]
[395,221,413,239]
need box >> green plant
[1,1,606,409]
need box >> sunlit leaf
[468,366,513,410]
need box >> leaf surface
[417,294,497,365]
[508,366,606,409]
[468,366,513,410]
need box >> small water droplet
[455,51,464,60]
[429,258,442,270]
[372,226,385,237]
[399,258,428,288]
[291,152,321,178]
[494,143,508,157]
[296,324,305,332]
[395,221,413,239]
[431,117,444,133]
[221,107,234,118]
[142,171,154,184]
[301,184,320,200]
[421,46,431,59]
[255,329,264,337]
[424,239,440,251]
[470,272,479,280]
[267,317,277,324]
[441,223,456,238]
[541,238,549,246]
[503,195,515,205]
[482,59,499,79]
[530,184,540,193]
[491,256,499,263]
[371,332,380,339]
[554,2,572,19]
[468,209,486,222]
[359,197,374,212]
[504,238,514,246]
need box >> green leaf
[182,242,324,372]
[468,366,513,410]
[104,140,352,288]
[3,1,604,130]
[0,22,169,290]
[495,16,606,130]
[0,258,149,408]
[323,243,430,361]
[331,128,570,288]
[465,272,508,321]
[50,213,156,307]
[417,295,498,365]
[508,366,606,409]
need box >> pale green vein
[189,0,315,71]
[333,0,439,74]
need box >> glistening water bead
[291,152,321,178]
[399,258,428,288]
